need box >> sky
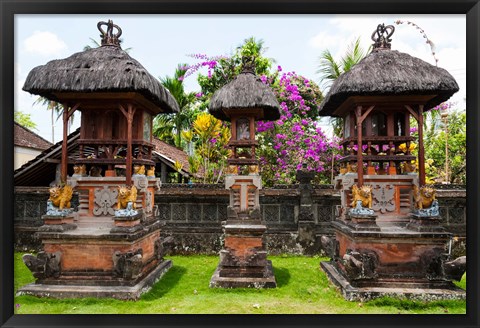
[14,14,466,144]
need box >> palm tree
[155,64,198,148]
[33,97,66,143]
[317,37,370,137]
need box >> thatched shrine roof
[319,25,459,117]
[208,64,280,122]
[23,21,179,113]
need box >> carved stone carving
[89,166,102,177]
[413,185,436,210]
[320,235,339,259]
[443,256,466,281]
[48,185,73,211]
[350,185,373,208]
[145,190,153,213]
[154,236,174,260]
[132,175,148,193]
[372,183,395,213]
[133,165,146,176]
[420,248,445,280]
[112,249,143,280]
[22,251,62,279]
[93,186,118,216]
[72,164,87,176]
[46,200,74,216]
[342,249,378,280]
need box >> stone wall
[14,184,466,256]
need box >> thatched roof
[22,45,179,113]
[208,71,280,121]
[319,49,459,116]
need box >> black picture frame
[1,1,478,327]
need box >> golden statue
[73,164,86,175]
[133,165,145,175]
[401,161,417,174]
[248,165,259,175]
[350,184,373,208]
[346,162,357,173]
[117,185,138,210]
[413,185,436,209]
[226,165,238,175]
[49,185,73,210]
[146,166,155,177]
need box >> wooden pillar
[405,105,425,185]
[60,103,80,184]
[353,105,375,187]
[417,105,426,185]
[355,106,364,186]
[119,104,136,186]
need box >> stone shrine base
[210,260,276,288]
[17,260,172,300]
[321,261,465,302]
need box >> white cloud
[24,31,67,56]
[308,31,340,50]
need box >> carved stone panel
[145,190,153,214]
[93,186,118,216]
[372,183,395,214]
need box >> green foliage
[154,64,200,148]
[14,111,37,130]
[14,253,466,314]
[196,36,274,105]
[317,37,369,90]
[409,106,466,184]
[424,110,466,184]
[317,37,370,138]
[187,113,230,183]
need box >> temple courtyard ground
[14,253,466,314]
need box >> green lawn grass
[14,253,466,314]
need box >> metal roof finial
[97,20,122,47]
[371,23,395,51]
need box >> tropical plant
[317,37,370,137]
[408,103,466,184]
[184,38,340,185]
[257,70,341,186]
[154,64,199,148]
[186,113,231,183]
[33,97,74,143]
[14,111,37,130]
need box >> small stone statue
[413,185,436,209]
[350,184,373,208]
[248,165,259,175]
[22,251,62,279]
[226,165,238,175]
[133,165,145,176]
[146,166,155,178]
[115,185,138,216]
[401,161,417,174]
[89,166,102,177]
[72,164,87,176]
[46,185,74,216]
